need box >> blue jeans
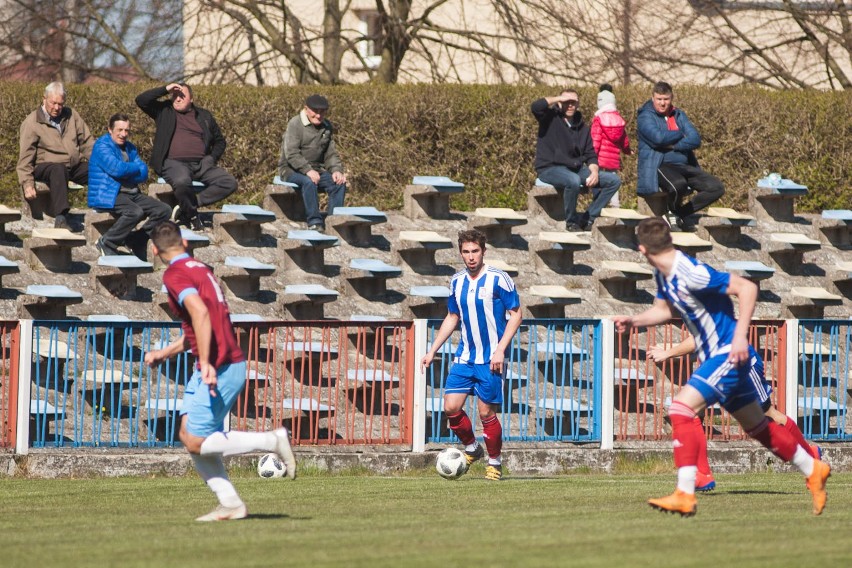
[537,166,621,225]
[286,171,346,226]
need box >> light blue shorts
[181,361,247,437]
[687,346,761,414]
[444,362,503,405]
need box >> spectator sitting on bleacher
[88,113,171,256]
[135,83,237,231]
[17,81,93,231]
[278,94,347,232]
[636,81,724,231]
[591,84,633,208]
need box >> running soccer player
[649,334,821,492]
[420,229,522,481]
[144,221,296,521]
[613,217,830,516]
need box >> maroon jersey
[162,254,245,368]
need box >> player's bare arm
[724,274,758,365]
[420,312,460,371]
[183,293,217,391]
[144,335,190,367]
[491,307,522,373]
[648,334,696,363]
[614,299,674,333]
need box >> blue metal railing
[798,320,851,441]
[425,319,602,443]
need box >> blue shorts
[181,361,247,437]
[749,353,773,411]
[444,362,503,405]
[686,346,762,413]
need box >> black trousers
[161,157,237,220]
[32,161,88,217]
[657,163,725,216]
[100,192,171,249]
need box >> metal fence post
[786,319,799,424]
[411,319,427,453]
[600,318,614,450]
[15,320,33,455]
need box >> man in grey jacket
[277,95,347,232]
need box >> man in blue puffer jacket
[88,113,171,256]
[636,82,724,231]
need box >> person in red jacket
[590,84,633,208]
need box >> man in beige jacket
[17,82,94,230]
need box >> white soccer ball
[257,453,286,478]
[435,448,468,480]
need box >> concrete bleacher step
[783,286,843,319]
[148,178,205,208]
[484,259,518,275]
[593,208,650,249]
[830,261,852,298]
[527,179,564,220]
[0,204,21,239]
[263,176,304,221]
[596,260,653,299]
[18,285,83,319]
[0,255,20,287]
[84,210,117,242]
[724,260,776,283]
[537,397,592,434]
[637,191,668,217]
[215,256,276,299]
[749,177,807,222]
[817,210,852,248]
[281,229,339,274]
[281,284,339,320]
[670,231,713,254]
[526,285,581,318]
[405,285,451,319]
[153,228,210,267]
[342,259,403,297]
[93,255,154,299]
[24,181,83,219]
[395,230,453,272]
[326,206,387,246]
[24,227,86,272]
[403,176,465,220]
[533,231,591,273]
[469,208,528,246]
[213,204,276,245]
[697,207,756,246]
[281,397,335,414]
[767,232,821,274]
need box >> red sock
[746,418,797,462]
[481,414,502,459]
[694,416,712,475]
[447,410,476,446]
[669,402,701,468]
[780,415,815,457]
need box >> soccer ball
[435,448,468,480]
[257,453,286,478]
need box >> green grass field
[1,466,850,567]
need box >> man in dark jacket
[135,84,237,231]
[532,89,620,231]
[636,81,724,231]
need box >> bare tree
[0,0,183,82]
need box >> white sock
[676,465,697,494]
[200,430,277,457]
[791,446,815,477]
[488,457,502,466]
[465,442,479,453]
[191,454,243,508]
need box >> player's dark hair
[458,229,487,252]
[636,218,673,254]
[178,82,193,98]
[653,81,673,96]
[151,221,183,252]
[108,113,130,129]
[599,83,613,93]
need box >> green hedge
[2,82,850,212]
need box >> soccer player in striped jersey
[649,334,821,492]
[614,218,830,516]
[421,229,522,480]
[144,221,296,521]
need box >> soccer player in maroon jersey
[144,221,296,521]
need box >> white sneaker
[274,428,297,479]
[195,503,248,522]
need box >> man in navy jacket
[88,114,171,256]
[636,82,724,230]
[532,89,621,232]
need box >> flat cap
[305,94,329,110]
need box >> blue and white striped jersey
[654,251,735,362]
[447,266,521,364]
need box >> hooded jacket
[591,106,631,170]
[531,98,597,172]
[636,99,701,195]
[87,133,148,209]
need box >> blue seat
[284,284,338,296]
[286,230,339,246]
[157,177,204,189]
[220,204,276,222]
[724,260,775,278]
[822,210,852,222]
[0,256,18,269]
[25,285,81,299]
[329,206,387,222]
[87,314,131,322]
[756,176,807,193]
[350,314,388,322]
[535,178,555,188]
[347,369,399,383]
[410,285,450,298]
[97,256,153,269]
[30,399,66,419]
[225,256,275,271]
[229,313,265,323]
[412,176,464,191]
[349,259,402,276]
[537,398,591,413]
[272,176,299,188]
[281,397,334,412]
[179,228,210,244]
